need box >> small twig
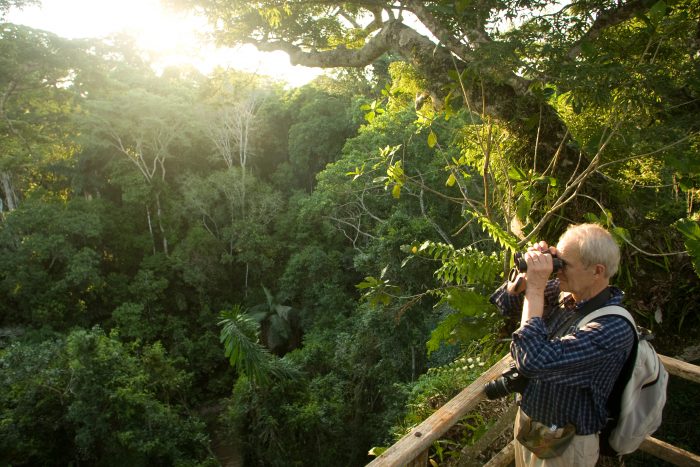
[533,104,542,173]
[578,194,688,257]
[542,129,570,177]
[418,171,453,245]
[597,133,697,170]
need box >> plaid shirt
[490,279,635,435]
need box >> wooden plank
[406,448,429,467]
[659,355,700,384]
[367,354,512,467]
[639,436,700,467]
[483,440,515,467]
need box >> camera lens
[484,364,528,400]
[484,377,511,400]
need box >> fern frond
[474,215,519,252]
[434,248,501,285]
[415,241,502,285]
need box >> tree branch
[578,194,688,257]
[248,21,401,67]
[567,0,660,59]
[596,132,697,170]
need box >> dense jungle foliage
[1,0,699,465]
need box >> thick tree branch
[403,0,490,53]
[250,20,422,68]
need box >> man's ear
[594,264,606,277]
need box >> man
[490,223,635,466]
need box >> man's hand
[523,244,554,292]
[520,241,555,325]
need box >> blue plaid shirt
[490,279,635,435]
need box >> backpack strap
[576,305,637,332]
[576,305,639,373]
[577,304,641,456]
[550,288,612,339]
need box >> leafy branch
[218,305,300,386]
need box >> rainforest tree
[172,0,699,244]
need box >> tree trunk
[155,192,168,256]
[244,262,249,297]
[0,171,18,212]
[146,205,157,255]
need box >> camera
[484,363,529,400]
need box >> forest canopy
[1,0,699,465]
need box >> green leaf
[391,184,401,199]
[648,0,667,25]
[515,191,532,224]
[368,446,388,457]
[583,212,600,224]
[611,226,632,245]
[580,40,596,57]
[218,306,280,385]
[675,219,700,277]
[444,289,490,317]
[247,309,269,323]
[380,265,389,279]
[475,214,519,252]
[426,303,493,355]
[275,305,293,321]
[446,173,457,187]
[356,276,379,289]
[427,130,437,148]
[508,166,527,181]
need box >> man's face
[555,239,599,301]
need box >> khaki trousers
[514,409,599,467]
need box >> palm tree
[247,286,301,355]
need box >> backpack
[577,305,669,457]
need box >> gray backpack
[578,306,668,456]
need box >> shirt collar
[560,286,624,312]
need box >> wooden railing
[368,353,700,467]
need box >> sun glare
[7,0,323,87]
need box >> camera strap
[550,287,612,339]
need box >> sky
[6,0,325,87]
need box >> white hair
[559,223,620,278]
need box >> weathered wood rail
[368,353,700,467]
